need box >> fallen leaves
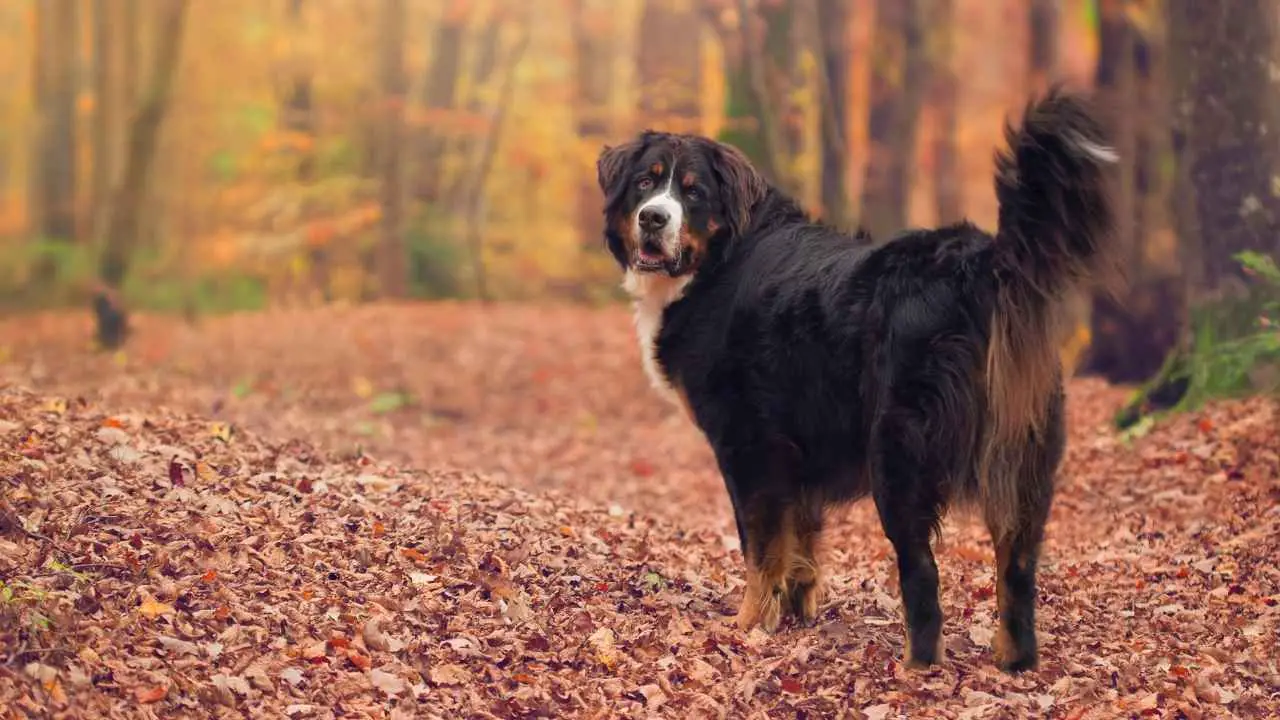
[0,306,1276,718]
[134,686,167,704]
[136,598,174,619]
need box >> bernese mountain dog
[595,88,1118,672]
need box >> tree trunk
[1082,2,1180,384]
[734,0,786,187]
[95,0,190,349]
[815,0,851,227]
[462,30,532,303]
[1028,0,1059,92]
[122,0,139,117]
[416,3,466,204]
[376,0,408,299]
[859,0,928,240]
[444,17,502,205]
[283,0,316,182]
[572,0,616,252]
[1115,0,1280,426]
[637,0,703,132]
[930,0,961,225]
[698,2,770,182]
[90,0,118,245]
[35,0,78,246]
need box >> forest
[0,1,1277,718]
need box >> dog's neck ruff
[622,269,691,405]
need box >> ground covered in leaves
[1,303,1277,719]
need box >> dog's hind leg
[871,406,948,669]
[984,384,1064,673]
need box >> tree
[637,0,703,132]
[814,0,851,227]
[281,0,316,182]
[416,1,466,203]
[929,0,961,225]
[95,0,191,349]
[90,0,119,245]
[1117,1,1280,425]
[376,0,408,299]
[731,0,789,190]
[1081,0,1181,385]
[1028,0,1059,93]
[572,0,616,254]
[33,0,79,249]
[859,0,928,240]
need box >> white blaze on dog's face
[631,163,685,273]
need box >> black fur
[598,88,1116,672]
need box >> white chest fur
[623,270,692,405]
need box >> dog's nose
[638,206,670,232]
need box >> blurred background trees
[0,0,1276,414]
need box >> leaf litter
[0,304,1277,718]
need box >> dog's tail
[981,87,1118,538]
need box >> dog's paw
[904,631,945,670]
[735,582,785,633]
[993,627,1037,673]
[787,578,825,626]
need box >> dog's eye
[637,177,654,190]
[686,187,701,200]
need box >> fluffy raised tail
[982,87,1118,538]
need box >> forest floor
[0,303,1277,720]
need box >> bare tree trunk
[735,0,785,185]
[930,0,961,225]
[28,0,47,243]
[859,0,928,239]
[637,0,703,132]
[376,0,408,299]
[815,0,850,226]
[444,17,502,204]
[416,4,466,203]
[1028,0,1059,92]
[122,0,139,117]
[89,0,118,245]
[572,0,615,253]
[1083,1,1179,384]
[462,30,532,303]
[95,0,190,349]
[283,0,316,182]
[36,0,79,246]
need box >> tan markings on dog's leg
[992,541,1015,667]
[789,510,825,624]
[735,507,796,633]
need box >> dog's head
[596,132,766,277]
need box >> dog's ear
[596,140,642,204]
[708,141,767,237]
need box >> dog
[595,88,1118,672]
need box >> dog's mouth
[633,239,681,275]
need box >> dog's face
[596,132,766,277]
